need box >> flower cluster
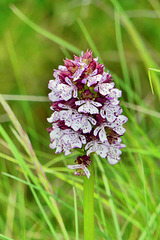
[47,50,127,178]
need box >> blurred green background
[0,0,160,240]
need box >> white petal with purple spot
[99,128,108,142]
[98,82,114,96]
[75,100,85,106]
[81,117,92,133]
[71,116,82,131]
[94,124,108,142]
[67,164,83,170]
[47,111,60,123]
[83,165,91,179]
[91,101,102,107]
[93,126,101,137]
[100,101,122,123]
[57,84,73,101]
[87,74,102,87]
[85,140,109,158]
[107,146,122,165]
[48,91,61,102]
[76,100,102,114]
[50,128,62,140]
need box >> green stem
[83,162,95,240]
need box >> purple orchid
[75,99,102,114]
[85,140,110,158]
[47,50,128,178]
[100,100,122,122]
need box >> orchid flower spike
[47,50,128,178]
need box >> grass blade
[108,0,160,96]
[148,68,160,94]
[73,187,79,240]
[114,9,132,103]
[95,164,108,236]
[2,172,77,214]
[0,126,59,240]
[10,4,81,55]
[0,234,14,240]
[0,95,70,240]
[94,154,122,240]
[77,18,103,62]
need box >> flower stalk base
[83,162,95,240]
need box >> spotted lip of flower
[48,50,128,178]
[57,77,78,101]
[94,72,115,96]
[75,99,102,114]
